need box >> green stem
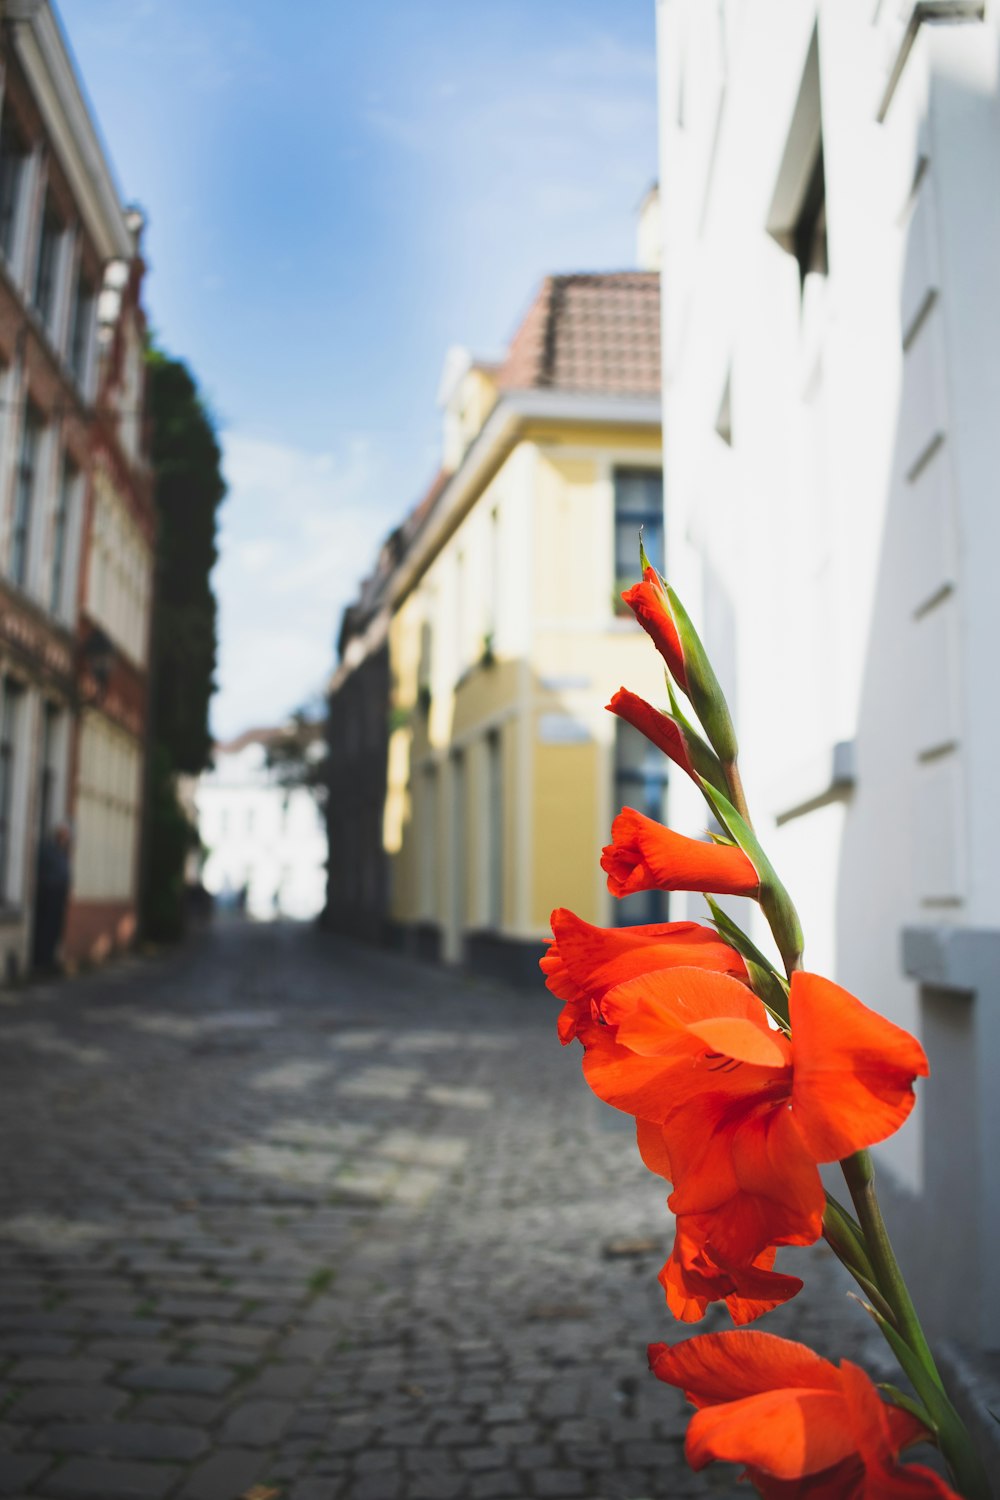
[841,1150,992,1500]
[723,759,753,830]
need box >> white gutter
[8,0,133,261]
[389,388,661,607]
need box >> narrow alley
[0,926,881,1500]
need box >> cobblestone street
[0,923,887,1500]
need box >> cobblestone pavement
[0,922,894,1500]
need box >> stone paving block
[12,1385,128,1421]
[405,1475,466,1500]
[468,1474,525,1500]
[38,1422,209,1461]
[186,1321,273,1349]
[238,1361,313,1398]
[221,1398,294,1447]
[125,1394,226,1425]
[118,1362,235,1394]
[183,1341,258,1366]
[0,1336,76,1358]
[277,1328,335,1361]
[346,1475,404,1500]
[457,1444,507,1471]
[81,1319,166,1339]
[8,1357,111,1384]
[41,1456,181,1498]
[532,1470,588,1498]
[178,1447,266,1499]
[289,1482,343,1500]
[0,1452,51,1494]
[83,1339,173,1363]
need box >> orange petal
[541,910,748,1035]
[607,688,695,778]
[636,1117,673,1182]
[601,966,768,1051]
[684,1387,855,1477]
[620,569,688,689]
[580,1021,694,1122]
[658,1224,803,1325]
[648,1329,842,1407]
[601,808,759,898]
[685,1015,790,1069]
[789,973,929,1162]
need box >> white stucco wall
[656,0,1000,1345]
[195,741,326,922]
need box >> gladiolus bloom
[607,688,695,774]
[648,1331,959,1498]
[579,967,928,1272]
[602,808,759,899]
[541,907,748,1044]
[621,567,688,690]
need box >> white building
[195,729,326,923]
[656,0,1000,1352]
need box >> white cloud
[212,431,397,741]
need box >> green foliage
[141,347,225,940]
[146,351,226,775]
[265,703,328,807]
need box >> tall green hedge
[141,350,225,940]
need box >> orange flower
[648,1330,959,1498]
[580,967,927,1271]
[658,1214,803,1326]
[602,808,759,899]
[621,566,689,690]
[541,907,748,1044]
[607,688,698,780]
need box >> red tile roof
[497,272,661,397]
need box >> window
[613,718,669,926]
[766,28,828,297]
[10,406,41,588]
[614,468,664,594]
[72,715,141,900]
[485,730,503,929]
[0,114,28,263]
[485,505,500,647]
[793,149,827,288]
[50,454,76,615]
[32,196,62,331]
[67,266,95,387]
[37,701,61,839]
[0,679,23,902]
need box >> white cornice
[8,1,132,260]
[388,388,661,608]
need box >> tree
[141,349,226,940]
[264,700,328,809]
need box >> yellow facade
[387,386,665,967]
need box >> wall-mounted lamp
[80,625,115,705]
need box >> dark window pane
[614,468,664,582]
[0,116,27,262]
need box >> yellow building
[384,272,668,978]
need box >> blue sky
[58,0,659,738]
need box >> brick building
[0,1,153,977]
